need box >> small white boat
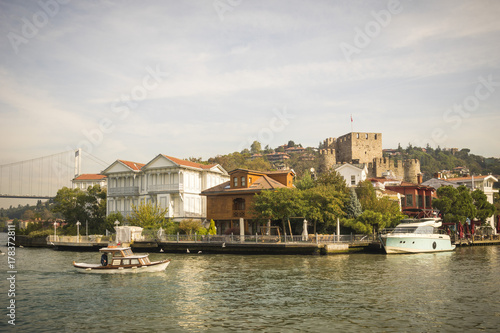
[73,246,170,274]
[379,218,456,254]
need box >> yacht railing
[380,227,448,235]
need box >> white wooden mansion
[102,154,229,221]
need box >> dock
[39,234,383,254]
[26,233,500,254]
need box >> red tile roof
[119,160,145,171]
[162,155,217,170]
[74,174,107,180]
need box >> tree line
[252,170,406,236]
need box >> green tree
[128,202,169,229]
[52,185,107,233]
[251,141,262,154]
[300,185,345,234]
[346,188,363,219]
[179,219,206,235]
[295,170,315,190]
[432,185,477,223]
[471,189,496,224]
[52,187,83,224]
[82,185,107,233]
[106,212,125,232]
[343,210,384,234]
[252,188,302,234]
[208,219,217,235]
[355,180,377,210]
[315,169,348,193]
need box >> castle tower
[336,132,382,164]
[320,148,336,170]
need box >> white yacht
[380,218,456,254]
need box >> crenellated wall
[321,132,420,184]
[319,148,336,169]
[368,158,420,183]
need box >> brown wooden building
[201,169,295,234]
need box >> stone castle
[320,132,421,184]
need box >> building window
[249,177,252,184]
[425,196,431,208]
[233,177,238,187]
[406,194,413,207]
[233,198,245,211]
[351,175,356,185]
[241,177,246,187]
[417,195,424,208]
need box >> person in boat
[101,253,108,266]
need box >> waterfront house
[102,155,229,221]
[201,169,295,235]
[367,178,437,218]
[384,182,437,217]
[72,174,107,190]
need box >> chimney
[417,173,423,184]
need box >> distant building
[102,155,229,221]
[332,163,368,187]
[202,169,295,235]
[266,152,290,162]
[284,146,305,154]
[321,132,421,184]
[72,174,107,190]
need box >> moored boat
[379,218,456,254]
[73,246,170,273]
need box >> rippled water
[1,234,499,332]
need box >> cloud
[0,0,499,169]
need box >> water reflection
[1,237,499,332]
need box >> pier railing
[154,233,377,244]
[47,235,114,244]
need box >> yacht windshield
[393,226,417,233]
[393,225,435,234]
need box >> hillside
[204,141,500,181]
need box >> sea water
[1,233,499,332]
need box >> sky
[1,0,500,177]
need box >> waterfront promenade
[42,233,379,254]
[20,233,500,254]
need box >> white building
[447,175,498,230]
[102,155,229,221]
[332,163,368,187]
[72,174,107,190]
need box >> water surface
[1,235,499,332]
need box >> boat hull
[380,235,455,254]
[73,260,170,274]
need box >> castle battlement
[321,132,420,184]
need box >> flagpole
[350,114,353,133]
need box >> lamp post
[76,221,81,243]
[53,221,57,241]
[114,220,120,245]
